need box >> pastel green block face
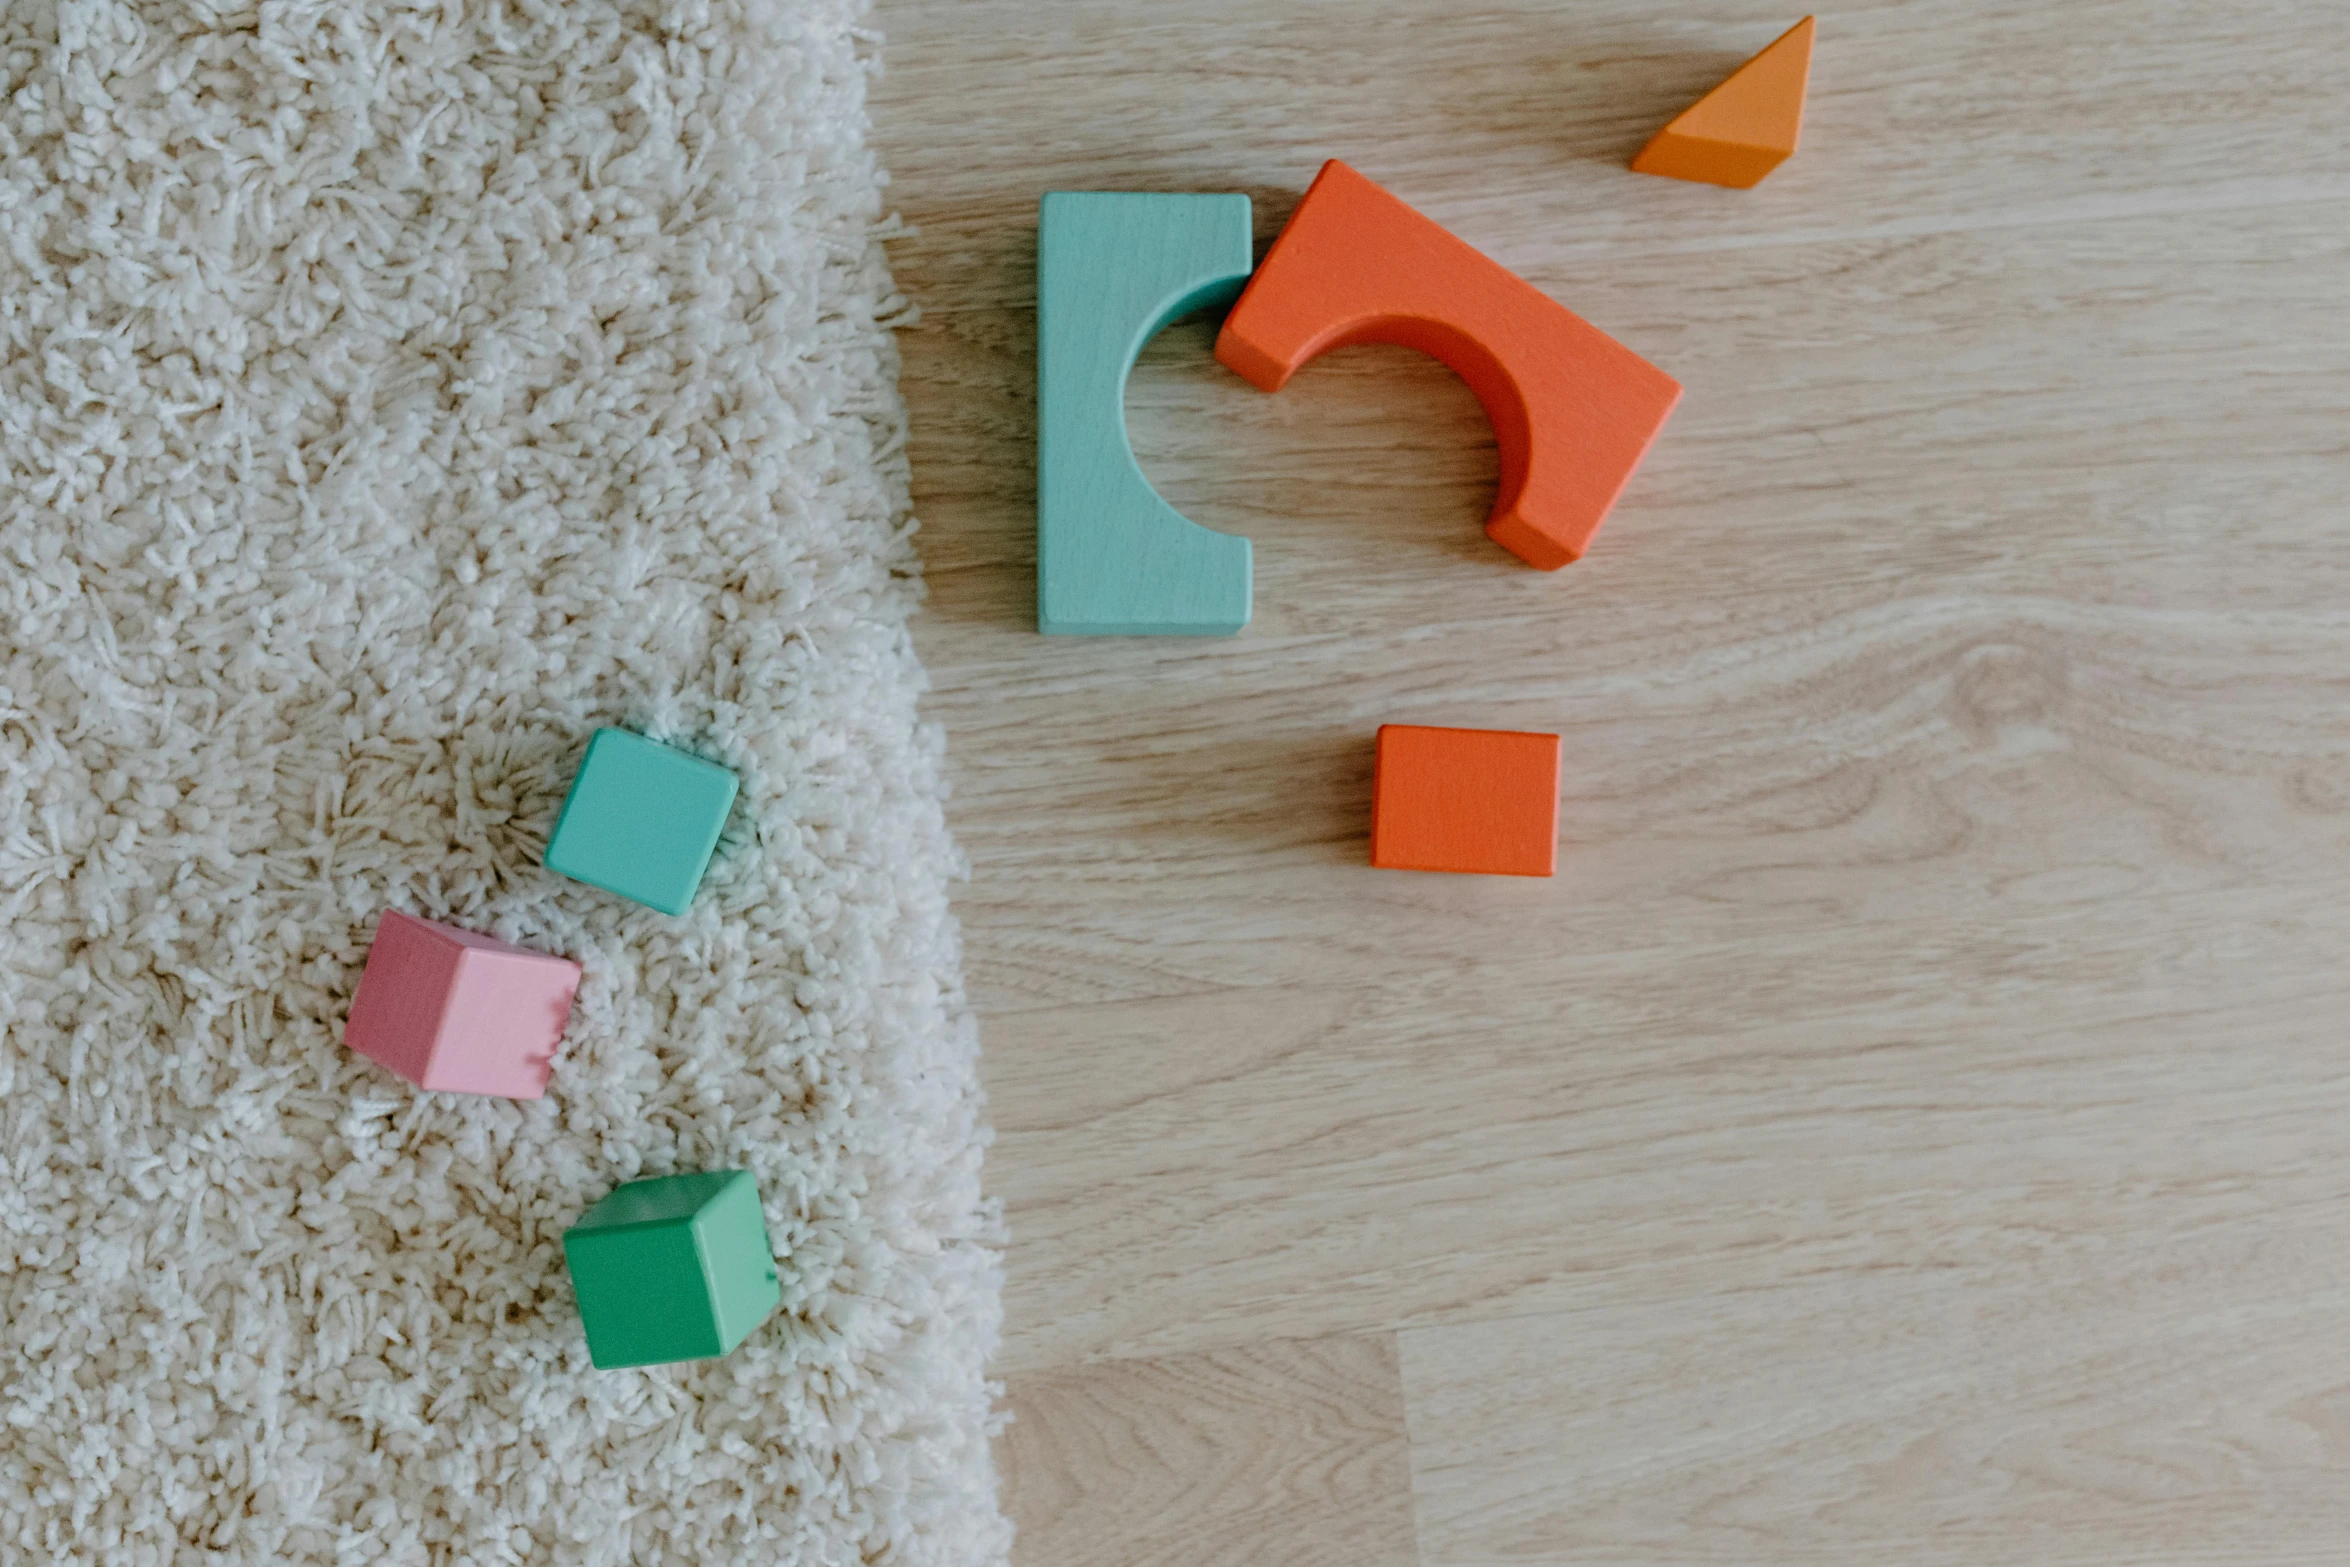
[544,729,738,915]
[562,1170,783,1370]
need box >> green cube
[544,728,738,915]
[562,1170,782,1369]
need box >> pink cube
[343,910,582,1099]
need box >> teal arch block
[1038,192,1255,636]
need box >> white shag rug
[0,3,1009,1564]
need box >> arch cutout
[1217,160,1682,572]
[1035,169,1681,636]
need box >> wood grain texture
[982,879,2350,1368]
[1000,1334,1421,1567]
[1401,1212,2350,1565]
[870,0,2350,1561]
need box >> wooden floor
[869,3,2350,1561]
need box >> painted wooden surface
[562,1171,782,1370]
[1218,159,1682,570]
[543,727,738,916]
[1037,192,1256,634]
[1632,14,1816,188]
[1371,724,1562,877]
[343,909,580,1100]
[870,0,2350,1561]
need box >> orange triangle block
[1633,16,1815,189]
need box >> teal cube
[562,1170,782,1369]
[544,728,738,915]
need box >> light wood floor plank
[870,1,2350,1560]
[878,0,2350,321]
[897,193,2350,1021]
[1001,1334,1421,1567]
[986,879,2350,1368]
[1399,1216,2350,1565]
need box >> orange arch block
[1633,16,1815,189]
[1215,161,1681,571]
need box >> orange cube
[1370,725,1561,877]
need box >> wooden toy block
[1370,724,1562,877]
[343,910,582,1098]
[1632,16,1816,189]
[1216,161,1682,571]
[562,1170,783,1369]
[543,728,738,916]
[1038,191,1255,635]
